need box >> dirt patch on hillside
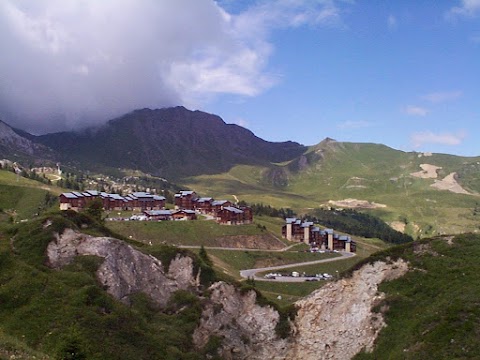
[411,164,442,179]
[431,172,471,195]
[328,198,387,209]
[214,234,285,250]
[390,221,406,233]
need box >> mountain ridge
[34,106,307,179]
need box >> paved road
[177,243,302,252]
[240,251,356,282]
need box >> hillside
[0,120,54,163]
[184,140,480,237]
[35,107,306,179]
[2,106,480,236]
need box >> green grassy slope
[183,141,480,237]
[0,212,220,360]
[0,170,60,220]
[354,234,480,359]
[106,219,282,247]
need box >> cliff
[46,228,199,307]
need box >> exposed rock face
[193,282,289,360]
[46,228,197,307]
[284,259,409,360]
[195,259,408,360]
[47,228,409,359]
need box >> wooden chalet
[174,190,198,210]
[59,190,165,212]
[211,200,232,213]
[143,210,172,221]
[216,206,252,225]
[281,218,356,252]
[195,197,213,213]
[172,209,197,221]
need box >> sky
[0,0,479,156]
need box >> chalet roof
[212,200,229,206]
[285,217,297,224]
[108,194,125,200]
[72,191,84,197]
[312,226,320,232]
[82,192,92,197]
[180,190,195,195]
[301,221,314,228]
[85,190,99,196]
[197,197,213,203]
[153,195,166,200]
[223,206,244,214]
[339,235,352,242]
[132,192,152,198]
[144,210,172,216]
[174,209,196,214]
[61,192,77,199]
[324,228,334,234]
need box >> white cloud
[405,106,429,117]
[411,131,467,148]
[387,15,397,29]
[0,0,347,134]
[231,118,249,128]
[337,120,372,129]
[471,33,480,43]
[446,0,480,19]
[422,91,463,103]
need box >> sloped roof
[145,210,172,216]
[223,206,244,214]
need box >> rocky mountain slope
[0,120,54,162]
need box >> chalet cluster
[173,190,253,225]
[59,189,253,225]
[282,218,356,253]
[59,190,165,211]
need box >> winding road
[240,251,356,282]
[178,245,357,283]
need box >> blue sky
[0,0,479,156]
[206,1,480,156]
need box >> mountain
[183,139,480,237]
[0,120,54,162]
[36,106,307,179]
[3,106,480,236]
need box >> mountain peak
[37,107,307,179]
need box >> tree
[199,245,213,267]
[83,198,104,223]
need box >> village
[59,189,253,225]
[60,189,356,253]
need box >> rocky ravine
[46,229,409,359]
[46,228,199,307]
[195,259,408,360]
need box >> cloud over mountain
[0,0,341,134]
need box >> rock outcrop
[47,228,409,359]
[284,259,409,360]
[195,259,408,360]
[193,282,289,360]
[46,228,198,307]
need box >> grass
[353,234,480,359]
[203,249,340,280]
[106,219,282,247]
[182,142,480,238]
[0,212,217,359]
